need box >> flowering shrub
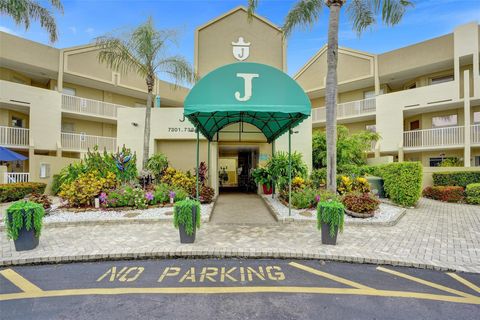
[422,186,465,203]
[161,167,195,191]
[59,171,116,207]
[0,182,47,203]
[338,176,371,195]
[342,193,380,214]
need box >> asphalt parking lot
[1,258,479,319]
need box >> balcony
[472,124,480,145]
[403,126,464,149]
[61,132,117,152]
[4,172,30,184]
[312,98,376,123]
[0,126,29,148]
[62,94,123,119]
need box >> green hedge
[466,183,480,205]
[433,171,480,188]
[0,183,47,203]
[374,162,423,207]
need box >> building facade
[0,6,479,192]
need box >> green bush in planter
[5,201,44,240]
[317,200,344,237]
[174,198,201,236]
[376,162,422,207]
[466,183,480,205]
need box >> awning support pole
[271,139,275,199]
[196,128,200,200]
[288,128,292,217]
[207,140,211,187]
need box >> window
[429,157,444,167]
[475,156,480,167]
[474,112,480,124]
[363,89,384,99]
[432,115,457,128]
[11,117,23,128]
[431,75,454,85]
[61,123,75,133]
[366,124,376,132]
[62,87,76,96]
[39,163,51,179]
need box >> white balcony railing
[472,124,480,145]
[312,98,376,122]
[0,126,29,147]
[61,132,117,152]
[403,126,464,148]
[4,173,30,184]
[62,94,122,118]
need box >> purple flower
[315,195,320,203]
[99,192,108,204]
[169,191,176,199]
[145,191,154,201]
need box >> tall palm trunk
[325,3,341,193]
[143,73,154,169]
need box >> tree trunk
[325,3,341,193]
[143,73,154,170]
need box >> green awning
[184,62,311,142]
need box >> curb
[0,248,474,273]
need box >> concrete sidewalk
[1,198,479,273]
[210,193,276,224]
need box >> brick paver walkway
[210,193,276,224]
[1,199,479,272]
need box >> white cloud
[68,26,77,34]
[85,27,95,36]
[0,26,18,36]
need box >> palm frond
[246,0,259,21]
[372,0,413,26]
[155,55,195,87]
[95,36,147,78]
[282,0,324,37]
[347,0,375,34]
[0,0,62,42]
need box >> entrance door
[218,145,258,193]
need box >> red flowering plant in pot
[341,192,380,218]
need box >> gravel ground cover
[262,195,406,226]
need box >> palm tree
[0,0,63,42]
[248,0,412,193]
[96,17,195,169]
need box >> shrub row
[433,171,480,188]
[422,186,465,203]
[0,182,47,203]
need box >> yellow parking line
[447,273,480,294]
[377,267,476,299]
[289,262,372,290]
[0,269,43,293]
[0,286,479,304]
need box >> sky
[1,0,479,78]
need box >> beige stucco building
[1,6,479,192]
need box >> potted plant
[5,201,44,251]
[317,200,344,245]
[252,167,272,194]
[173,198,200,243]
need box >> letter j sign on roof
[184,62,311,142]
